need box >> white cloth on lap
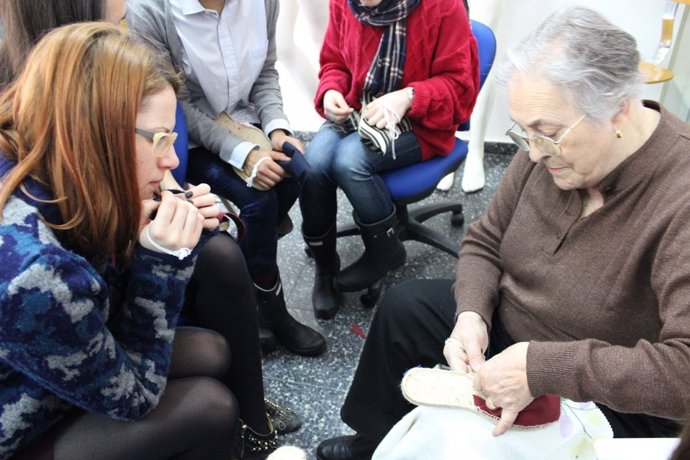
[373,400,612,460]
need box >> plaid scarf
[348,0,421,97]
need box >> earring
[615,128,623,139]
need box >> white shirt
[170,0,290,162]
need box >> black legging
[51,327,237,460]
[183,232,268,432]
[341,279,681,444]
[17,234,267,459]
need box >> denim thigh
[187,147,302,278]
[300,123,422,234]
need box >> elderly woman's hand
[473,342,533,437]
[444,311,489,373]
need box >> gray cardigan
[126,0,288,169]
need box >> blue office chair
[337,20,497,259]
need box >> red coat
[315,0,480,160]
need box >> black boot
[335,209,405,292]
[258,328,277,355]
[233,417,278,460]
[303,225,341,320]
[255,277,327,356]
[316,434,377,460]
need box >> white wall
[469,0,671,142]
[277,0,675,138]
[661,6,690,122]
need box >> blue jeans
[299,123,422,236]
[187,147,303,279]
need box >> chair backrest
[473,20,497,91]
[381,19,497,201]
[459,19,497,131]
[171,101,189,185]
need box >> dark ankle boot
[335,209,406,292]
[258,328,277,355]
[316,434,377,460]
[303,225,341,320]
[255,277,327,356]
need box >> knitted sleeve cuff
[526,341,577,397]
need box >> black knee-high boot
[335,208,406,292]
[303,225,341,320]
[255,275,327,356]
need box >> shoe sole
[401,367,485,410]
[260,343,278,355]
[402,367,563,429]
[280,340,327,357]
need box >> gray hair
[494,6,643,123]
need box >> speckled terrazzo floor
[262,141,514,458]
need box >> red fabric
[316,0,479,161]
[473,393,561,427]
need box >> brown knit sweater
[454,101,690,421]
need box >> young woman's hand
[364,89,411,129]
[183,183,220,231]
[323,89,354,124]
[243,149,291,189]
[270,129,304,153]
[139,190,204,256]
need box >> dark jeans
[187,147,303,279]
[340,279,681,444]
[299,123,422,237]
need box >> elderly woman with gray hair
[316,6,690,460]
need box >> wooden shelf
[640,61,674,84]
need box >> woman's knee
[197,234,246,276]
[305,127,345,169]
[166,377,238,438]
[331,139,372,179]
[377,281,422,323]
[378,279,451,329]
[171,327,231,379]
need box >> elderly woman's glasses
[505,114,586,157]
[135,128,178,158]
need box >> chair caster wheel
[451,211,464,227]
[360,282,382,308]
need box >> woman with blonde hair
[0,23,237,459]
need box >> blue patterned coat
[0,156,200,459]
